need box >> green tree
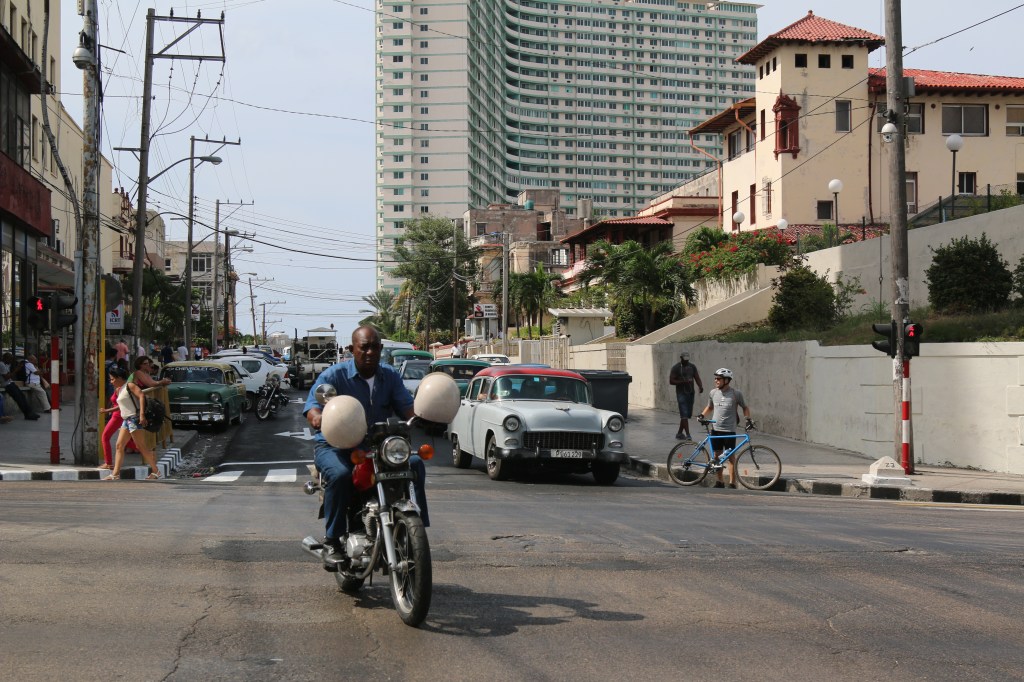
[767,266,839,332]
[579,240,695,336]
[926,233,1011,314]
[392,216,478,342]
[359,289,400,337]
[125,269,188,343]
[516,264,561,338]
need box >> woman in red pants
[99,367,136,469]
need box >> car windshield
[492,375,589,403]
[401,362,430,380]
[437,365,484,381]
[164,366,225,384]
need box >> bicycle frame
[686,424,751,470]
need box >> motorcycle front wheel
[389,511,432,627]
[255,397,272,420]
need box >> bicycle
[666,417,782,490]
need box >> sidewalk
[0,397,198,481]
[622,407,1024,505]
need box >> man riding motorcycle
[303,326,429,569]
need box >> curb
[0,431,198,482]
[624,455,1024,506]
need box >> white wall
[624,339,1024,475]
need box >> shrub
[768,266,839,332]
[925,233,1011,314]
[686,229,793,281]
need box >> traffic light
[904,322,924,358]
[871,320,896,357]
[49,292,78,330]
[24,296,49,332]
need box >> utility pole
[501,231,509,355]
[884,0,913,469]
[211,203,252,353]
[131,11,226,352]
[260,302,285,345]
[248,277,258,345]
[452,220,458,345]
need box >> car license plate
[552,449,586,458]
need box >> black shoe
[25,413,40,420]
[322,537,348,572]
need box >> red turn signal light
[418,444,434,461]
[350,449,368,465]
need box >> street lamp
[828,178,843,229]
[732,210,745,231]
[777,218,798,255]
[946,133,963,220]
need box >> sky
[58,0,1024,344]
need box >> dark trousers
[4,383,33,417]
[314,443,430,540]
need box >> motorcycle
[301,372,460,627]
[255,374,289,421]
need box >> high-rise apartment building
[374,0,759,290]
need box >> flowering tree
[684,228,793,281]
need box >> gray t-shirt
[706,386,746,432]
[670,362,699,395]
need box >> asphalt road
[2,427,1023,681]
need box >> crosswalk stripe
[205,470,244,482]
[265,468,298,483]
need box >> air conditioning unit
[52,218,60,234]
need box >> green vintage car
[384,348,434,367]
[161,361,246,428]
[428,358,491,397]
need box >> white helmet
[320,395,368,449]
[414,372,461,424]
[714,367,734,380]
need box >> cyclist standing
[699,368,752,487]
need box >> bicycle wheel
[734,445,782,490]
[666,441,712,486]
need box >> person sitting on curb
[20,354,52,414]
[0,353,40,421]
[0,393,14,423]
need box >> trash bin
[577,369,632,419]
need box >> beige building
[374,0,761,291]
[679,11,1024,234]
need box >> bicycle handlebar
[697,416,757,431]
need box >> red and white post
[50,335,60,464]
[900,359,914,475]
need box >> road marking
[205,470,244,482]
[274,427,315,441]
[218,460,313,467]
[265,468,298,483]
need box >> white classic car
[448,367,626,485]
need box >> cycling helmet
[713,368,734,379]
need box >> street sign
[106,303,124,330]
[191,303,201,322]
[473,303,498,319]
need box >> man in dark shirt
[669,351,703,440]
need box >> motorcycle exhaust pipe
[303,480,320,495]
[301,535,324,559]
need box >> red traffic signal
[904,322,924,357]
[24,296,49,332]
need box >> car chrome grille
[524,432,604,450]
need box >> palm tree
[579,240,695,336]
[517,264,561,338]
[359,289,400,337]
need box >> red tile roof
[690,97,757,136]
[561,216,672,243]
[738,11,884,65]
[869,67,1024,94]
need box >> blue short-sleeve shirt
[303,360,414,449]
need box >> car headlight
[503,415,521,432]
[209,392,223,403]
[381,436,412,465]
[607,416,624,432]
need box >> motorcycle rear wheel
[389,511,432,627]
[255,397,272,420]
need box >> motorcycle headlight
[381,436,412,465]
[209,392,223,403]
[503,415,521,432]
[607,416,624,432]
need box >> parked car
[427,358,490,397]
[471,353,511,365]
[448,367,626,485]
[161,361,246,428]
[210,348,283,365]
[398,359,432,394]
[210,353,288,411]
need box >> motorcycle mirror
[314,383,337,406]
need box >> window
[816,201,833,220]
[419,24,428,31]
[958,172,977,195]
[818,54,830,68]
[906,172,918,214]
[1017,173,1024,195]
[419,57,428,65]
[419,123,428,130]
[942,104,987,135]
[393,39,404,46]
[419,74,428,82]
[749,184,756,224]
[841,54,854,69]
[164,258,172,270]
[795,53,807,68]
[773,94,800,158]
[393,171,404,179]
[420,156,428,163]
[392,55,404,62]
[420,139,429,148]
[393,188,405,195]
[420,41,428,48]
[906,103,924,134]
[835,100,851,132]
[392,22,403,29]
[730,190,739,230]
[393,155,404,162]
[420,189,429,197]
[393,88,404,96]
[420,206,429,213]
[394,204,406,212]
[420,90,428,97]
[763,179,772,216]
[760,109,765,140]
[419,7,428,14]
[393,71,404,79]
[475,222,487,236]
[419,106,429,114]
[419,173,428,180]
[191,255,212,273]
[392,105,404,112]
[1006,106,1024,136]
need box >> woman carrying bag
[103,368,162,481]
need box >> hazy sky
[59,0,1024,343]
